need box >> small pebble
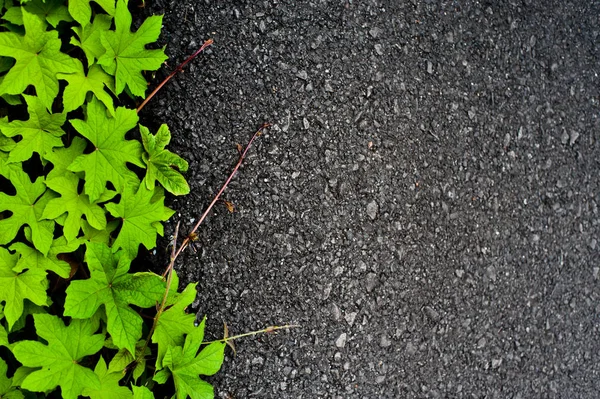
[335,333,347,348]
[380,334,392,348]
[569,130,579,146]
[345,311,358,326]
[367,201,378,220]
[427,60,433,74]
[366,273,378,292]
[561,130,569,144]
[296,70,308,80]
[303,117,310,130]
[369,27,381,38]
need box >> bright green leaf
[0,169,55,254]
[68,97,144,202]
[0,247,49,330]
[162,318,225,399]
[25,0,73,28]
[45,136,87,181]
[81,219,119,245]
[64,243,165,354]
[82,357,133,399]
[132,386,155,399]
[13,314,103,399]
[0,9,78,109]
[140,124,189,196]
[71,13,112,67]
[105,183,175,258]
[0,358,24,399]
[11,233,81,279]
[98,0,167,97]
[57,61,115,115]
[68,0,115,27]
[0,94,66,163]
[153,283,196,369]
[42,173,106,241]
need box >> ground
[140,1,599,398]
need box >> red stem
[137,39,214,113]
[162,123,270,277]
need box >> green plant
[0,0,235,397]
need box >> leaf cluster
[0,1,222,398]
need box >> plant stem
[137,39,214,113]
[202,324,301,344]
[162,122,270,278]
[135,123,268,368]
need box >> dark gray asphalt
[142,1,600,398]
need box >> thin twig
[202,324,301,345]
[137,39,214,113]
[162,122,270,278]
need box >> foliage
[0,0,225,398]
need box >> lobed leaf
[140,124,190,195]
[105,182,175,259]
[161,318,226,399]
[0,9,78,109]
[64,242,165,354]
[0,247,49,330]
[12,314,104,399]
[98,0,167,97]
[0,168,55,255]
[68,97,143,202]
[0,94,66,164]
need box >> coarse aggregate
[141,1,600,397]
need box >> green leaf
[132,386,155,399]
[12,314,103,399]
[64,243,165,354]
[107,340,150,383]
[162,318,225,399]
[0,151,22,179]
[9,301,47,333]
[45,136,87,181]
[105,183,175,258]
[0,169,55,255]
[42,173,106,242]
[0,9,78,109]
[71,13,112,67]
[153,282,196,369]
[0,247,49,330]
[25,0,73,28]
[81,219,119,245]
[140,124,190,196]
[0,358,24,399]
[57,61,115,115]
[68,97,144,202]
[68,0,115,27]
[11,233,81,279]
[0,94,66,163]
[82,357,133,399]
[98,0,167,97]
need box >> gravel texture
[141,1,600,398]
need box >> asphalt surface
[141,1,600,398]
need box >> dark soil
[142,1,600,398]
